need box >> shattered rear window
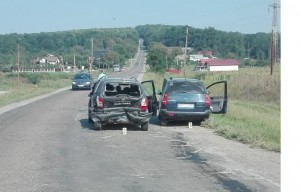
[104,83,141,97]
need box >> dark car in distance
[72,72,93,90]
[158,77,227,126]
[88,77,158,131]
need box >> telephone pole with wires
[269,0,280,75]
[16,43,20,88]
[183,25,188,78]
[90,38,94,72]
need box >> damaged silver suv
[88,77,158,131]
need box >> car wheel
[161,120,167,126]
[95,121,103,131]
[141,122,149,131]
[88,109,93,123]
[158,111,161,119]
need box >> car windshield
[74,74,91,80]
[166,81,206,94]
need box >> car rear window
[166,81,206,94]
[103,82,141,97]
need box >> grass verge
[0,72,72,107]
[143,66,280,152]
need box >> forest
[0,28,139,72]
[0,25,280,72]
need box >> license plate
[78,85,84,87]
[177,103,194,109]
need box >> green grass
[205,100,280,152]
[0,70,109,107]
[143,65,281,152]
[0,72,72,107]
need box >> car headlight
[85,82,91,85]
[72,82,77,84]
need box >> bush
[23,73,41,84]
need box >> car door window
[206,80,227,114]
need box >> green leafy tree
[136,24,279,67]
[146,42,167,73]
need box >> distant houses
[34,54,60,65]
[206,59,239,71]
[189,54,204,61]
[194,59,239,72]
[190,50,239,72]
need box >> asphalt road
[0,50,280,192]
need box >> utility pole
[16,43,20,88]
[73,54,76,74]
[166,55,168,69]
[183,25,188,78]
[269,0,280,75]
[90,38,93,72]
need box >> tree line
[0,25,280,72]
[0,28,139,72]
[136,24,281,72]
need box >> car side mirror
[88,92,92,97]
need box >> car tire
[158,111,161,119]
[88,101,93,123]
[161,120,167,126]
[95,121,103,131]
[141,122,149,131]
[88,110,93,123]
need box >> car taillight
[140,97,148,112]
[205,94,211,107]
[96,96,104,109]
[162,93,168,107]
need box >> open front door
[141,80,158,116]
[206,80,227,114]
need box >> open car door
[141,80,158,116]
[206,80,227,114]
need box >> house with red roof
[205,59,239,71]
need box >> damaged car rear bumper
[90,107,152,125]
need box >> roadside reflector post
[188,122,193,129]
[122,128,127,135]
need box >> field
[143,65,281,152]
[0,72,73,107]
[0,66,281,152]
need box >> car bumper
[160,109,210,121]
[91,107,152,125]
[72,85,91,90]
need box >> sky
[0,0,281,35]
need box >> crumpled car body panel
[91,107,152,125]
